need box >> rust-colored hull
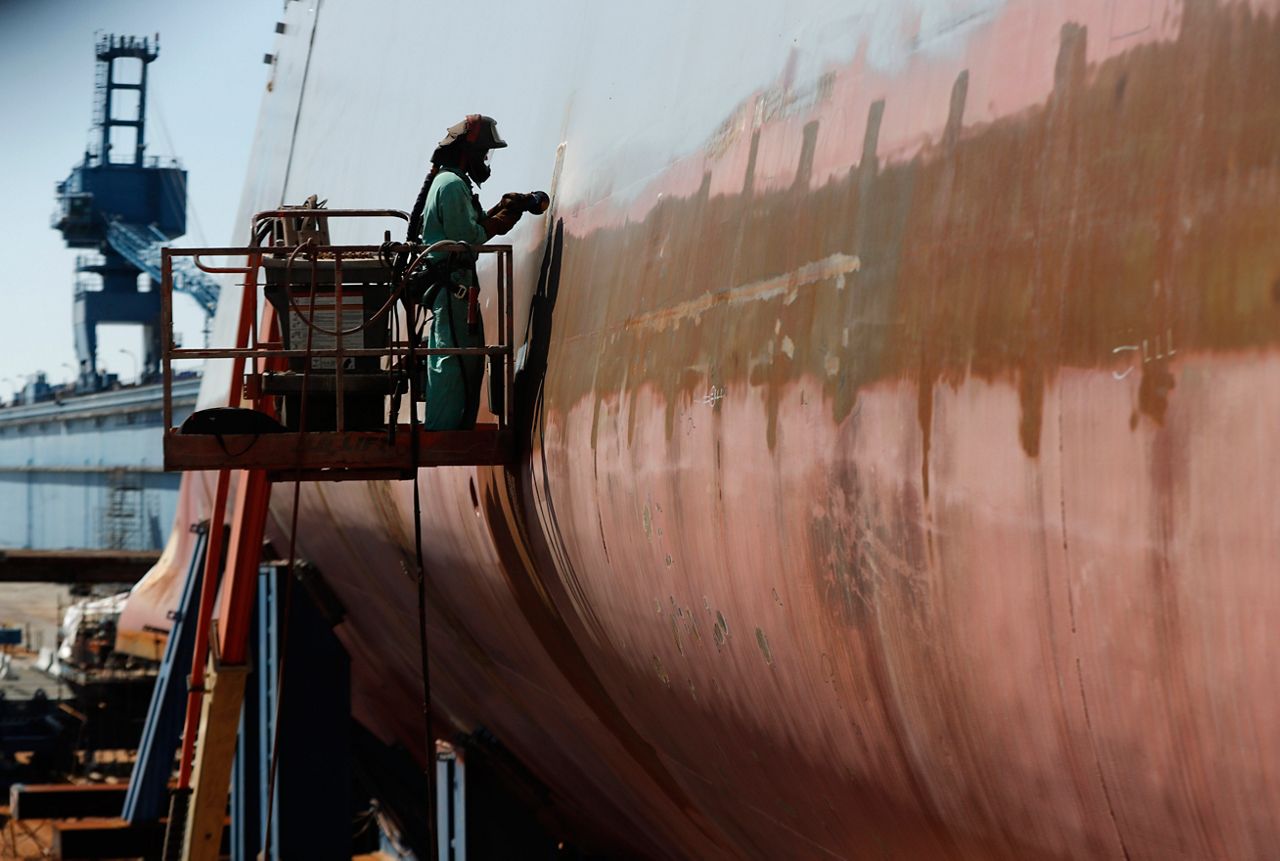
[122,1,1280,856]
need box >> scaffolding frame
[159,209,516,479]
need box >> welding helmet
[438,115,508,151]
[435,115,506,185]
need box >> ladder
[101,469,145,550]
[154,206,516,859]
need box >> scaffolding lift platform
[146,206,520,859]
[159,207,516,480]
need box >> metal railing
[159,208,515,440]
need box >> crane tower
[52,34,219,391]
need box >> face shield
[467,149,493,185]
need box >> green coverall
[419,167,488,430]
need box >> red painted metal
[213,470,272,667]
[163,427,512,473]
[175,277,260,789]
[175,468,228,790]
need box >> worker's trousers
[423,287,484,430]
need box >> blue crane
[53,34,219,391]
[106,220,220,317]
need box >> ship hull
[122,1,1280,857]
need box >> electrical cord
[270,237,450,343]
[256,237,462,858]
[386,227,441,858]
[259,243,320,859]
[404,267,439,861]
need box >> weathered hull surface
[121,1,1280,857]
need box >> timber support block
[181,638,249,861]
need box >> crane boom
[107,221,219,316]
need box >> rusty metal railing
[159,209,515,442]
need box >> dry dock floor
[0,583,70,700]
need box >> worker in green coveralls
[406,115,528,430]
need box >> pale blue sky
[0,0,280,395]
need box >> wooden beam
[10,783,131,820]
[0,549,159,584]
[52,816,229,860]
[182,652,249,861]
[54,818,163,860]
[164,425,512,474]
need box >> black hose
[405,283,438,861]
[262,244,319,856]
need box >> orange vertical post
[182,467,271,860]
[174,256,263,788]
[175,468,229,789]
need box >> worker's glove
[482,203,523,237]
[493,192,527,212]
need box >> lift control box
[262,256,397,431]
